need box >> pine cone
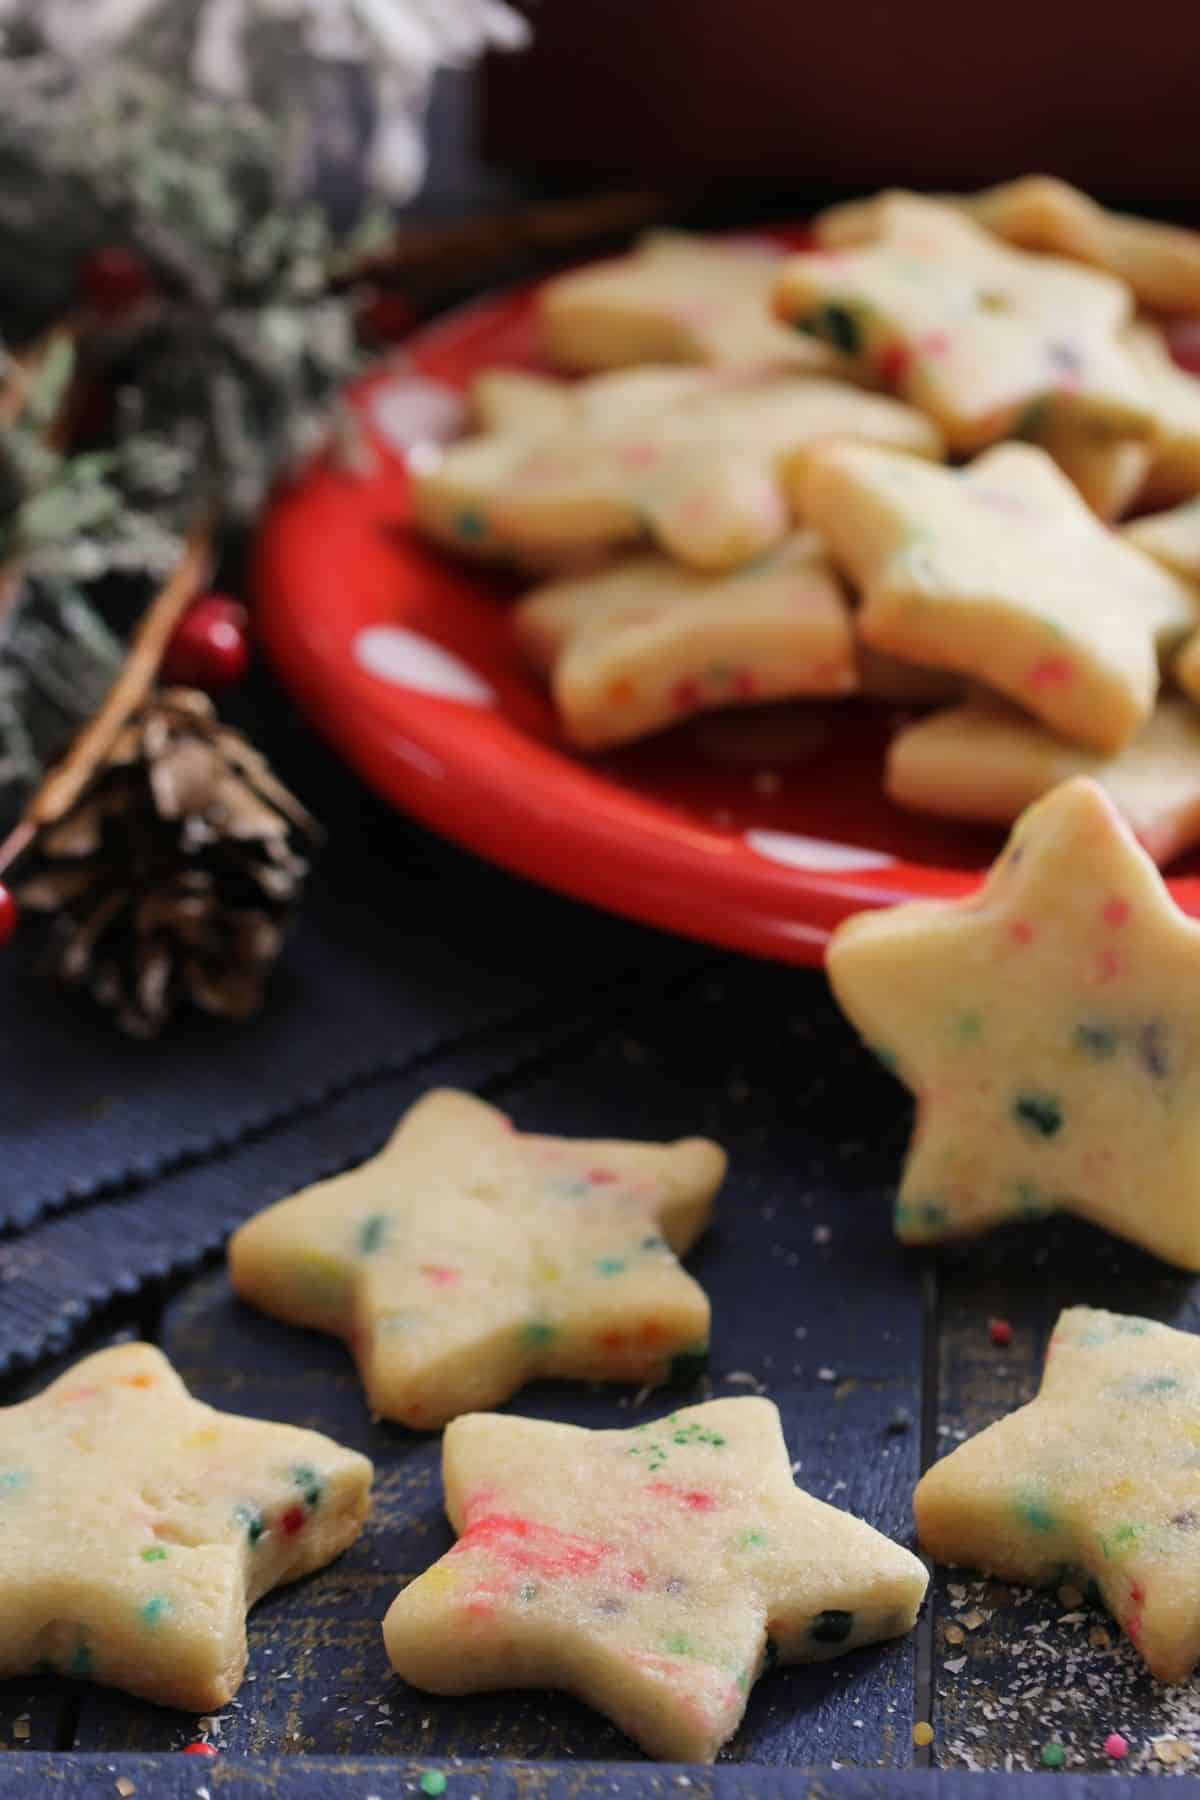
[16,687,317,1037]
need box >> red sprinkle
[1009,920,1036,947]
[1094,948,1122,984]
[453,1512,610,1579]
[877,342,912,383]
[645,1482,718,1512]
[988,1317,1012,1347]
[671,679,702,713]
[183,1742,218,1757]
[1105,1733,1129,1761]
[281,1505,307,1537]
[1103,897,1130,928]
[1028,655,1074,690]
[420,1264,462,1287]
[586,1168,618,1185]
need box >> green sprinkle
[419,1774,448,1798]
[804,302,862,354]
[871,1044,899,1074]
[594,1256,627,1278]
[954,1011,982,1043]
[291,1464,323,1510]
[1101,1522,1144,1558]
[0,1469,29,1495]
[641,1235,666,1251]
[667,1345,710,1386]
[235,1503,266,1546]
[1013,1092,1062,1138]
[520,1320,556,1349]
[357,1214,388,1255]
[455,510,486,542]
[1013,1182,1053,1220]
[139,1595,172,1629]
[69,1644,93,1678]
[1013,396,1052,440]
[140,1547,168,1563]
[1075,1023,1118,1058]
[1015,1491,1057,1533]
[737,1529,768,1550]
[518,1582,538,1604]
[663,1632,698,1657]
[1040,1743,1065,1770]
[1135,1375,1179,1395]
[895,1199,947,1234]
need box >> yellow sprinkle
[183,1426,220,1450]
[413,1564,461,1599]
[532,1254,562,1283]
[1057,1584,1084,1609]
[913,1721,934,1748]
[944,1623,965,1646]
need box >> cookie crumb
[1057,1584,1084,1609]
[944,1623,965,1646]
[11,1719,29,1743]
[115,1782,137,1798]
[1153,1736,1194,1766]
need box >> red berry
[183,1742,218,1757]
[358,288,417,344]
[161,596,251,692]
[80,246,155,318]
[988,1317,1012,1347]
[0,885,17,947]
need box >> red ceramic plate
[254,273,1200,966]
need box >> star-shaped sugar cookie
[960,176,1200,317]
[775,193,1154,479]
[887,696,1200,867]
[1123,502,1200,706]
[827,777,1200,1268]
[383,1397,928,1761]
[229,1089,726,1430]
[1124,323,1200,510]
[515,532,856,749]
[801,440,1198,750]
[817,180,1200,317]
[916,1306,1200,1682]
[412,367,942,574]
[538,229,845,375]
[0,1342,371,1711]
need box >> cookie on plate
[412,367,942,573]
[776,193,1154,500]
[515,532,857,749]
[0,1343,372,1711]
[539,229,846,375]
[887,695,1200,866]
[801,440,1197,751]
[229,1089,725,1430]
[916,1306,1200,1682]
[827,777,1200,1268]
[384,1397,928,1761]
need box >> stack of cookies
[410,179,1200,867]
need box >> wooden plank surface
[65,965,927,1768]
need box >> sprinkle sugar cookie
[514,532,857,749]
[802,441,1196,752]
[384,1398,928,1761]
[916,1307,1200,1683]
[229,1089,725,1429]
[827,777,1200,1268]
[0,1343,371,1711]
